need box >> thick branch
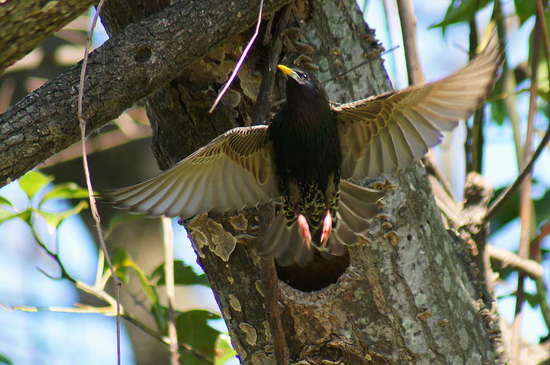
[0,0,98,74]
[0,0,290,187]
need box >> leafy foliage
[0,353,12,365]
[151,260,210,287]
[177,310,222,365]
[489,185,550,234]
[0,196,12,207]
[18,171,54,199]
[1,171,235,364]
[431,0,491,32]
[514,0,536,24]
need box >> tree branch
[396,0,425,85]
[0,0,98,74]
[486,245,544,280]
[0,0,290,187]
[485,118,550,223]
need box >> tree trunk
[110,1,503,363]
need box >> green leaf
[0,353,13,365]
[41,182,89,204]
[431,0,490,31]
[0,208,15,223]
[535,191,550,226]
[524,291,543,308]
[104,213,146,239]
[35,201,88,228]
[19,171,53,199]
[177,310,221,365]
[488,77,506,126]
[489,99,507,125]
[111,249,131,283]
[490,258,515,281]
[0,208,32,224]
[110,249,159,304]
[150,260,210,287]
[0,196,12,207]
[537,58,549,97]
[152,303,168,335]
[215,337,236,365]
[515,0,536,23]
[489,185,550,234]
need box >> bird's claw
[320,211,332,247]
[297,214,312,249]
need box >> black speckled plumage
[268,68,341,229]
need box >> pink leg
[297,214,312,248]
[320,210,333,247]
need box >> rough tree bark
[0,0,505,364]
[0,0,98,74]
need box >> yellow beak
[277,64,298,80]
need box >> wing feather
[105,125,279,218]
[335,34,501,179]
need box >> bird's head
[277,65,329,111]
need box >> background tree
[0,0,549,364]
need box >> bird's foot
[297,214,312,248]
[320,211,333,247]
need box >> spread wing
[105,125,279,218]
[335,35,501,180]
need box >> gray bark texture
[1,0,504,363]
[0,0,98,74]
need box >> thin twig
[162,217,179,365]
[466,19,485,174]
[209,0,264,114]
[121,313,213,362]
[423,152,455,199]
[486,245,543,280]
[381,0,406,85]
[251,5,291,125]
[322,46,400,85]
[484,71,550,220]
[534,222,550,329]
[77,2,122,364]
[261,257,289,365]
[396,0,425,85]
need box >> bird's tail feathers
[261,214,314,267]
[260,180,383,267]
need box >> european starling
[106,37,500,266]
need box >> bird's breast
[269,110,341,193]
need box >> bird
[105,36,501,266]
